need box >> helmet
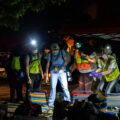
[51,43,60,51]
[75,42,82,49]
[104,44,112,55]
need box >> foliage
[0,0,66,30]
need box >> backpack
[50,50,71,67]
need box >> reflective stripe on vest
[75,50,81,63]
[29,55,40,74]
[81,55,89,63]
[75,50,90,70]
[100,56,120,82]
[11,56,21,70]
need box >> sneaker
[47,105,54,114]
[48,105,54,109]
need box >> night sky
[0,0,120,51]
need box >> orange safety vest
[75,49,90,70]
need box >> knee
[62,87,69,92]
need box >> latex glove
[93,73,102,77]
[89,71,96,77]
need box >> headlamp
[31,40,37,46]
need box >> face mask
[33,49,38,54]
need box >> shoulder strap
[60,50,65,62]
[29,53,39,63]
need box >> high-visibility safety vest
[11,56,21,70]
[99,56,120,82]
[29,55,40,74]
[75,49,90,70]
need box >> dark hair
[96,48,103,56]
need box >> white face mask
[33,49,38,54]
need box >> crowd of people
[5,38,120,112]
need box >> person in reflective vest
[10,46,24,102]
[25,46,44,92]
[89,49,120,94]
[74,42,97,94]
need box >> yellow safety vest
[29,55,40,74]
[99,56,120,82]
[11,56,21,70]
[75,49,81,63]
[81,55,89,63]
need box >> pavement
[0,80,77,101]
[0,80,77,120]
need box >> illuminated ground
[0,79,77,101]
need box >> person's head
[104,44,112,55]
[51,43,60,56]
[31,46,38,54]
[96,48,108,61]
[75,42,82,49]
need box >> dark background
[0,0,120,51]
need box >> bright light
[106,46,110,49]
[31,40,36,45]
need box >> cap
[51,43,60,50]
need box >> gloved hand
[89,71,96,77]
[92,73,102,77]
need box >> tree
[0,0,66,31]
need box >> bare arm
[102,68,113,76]
[88,57,96,63]
[96,68,102,73]
[39,54,44,79]
[96,67,113,76]
[69,59,77,72]
[45,61,50,83]
[25,56,31,83]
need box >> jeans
[48,71,71,106]
[97,76,120,94]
